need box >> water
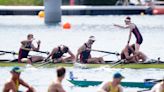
[0,15,164,92]
[0,15,164,60]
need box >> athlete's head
[62,46,69,53]
[88,36,96,44]
[124,16,131,25]
[27,34,34,41]
[56,67,66,78]
[113,72,124,84]
[10,66,23,78]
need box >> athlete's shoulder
[4,79,15,88]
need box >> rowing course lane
[0,15,164,61]
[0,67,164,92]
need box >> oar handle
[144,79,162,83]
[91,49,120,56]
[33,50,49,55]
[0,50,17,55]
[34,59,52,68]
[110,59,124,68]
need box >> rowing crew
[17,34,147,65]
[17,17,147,64]
[3,66,164,92]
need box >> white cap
[125,17,131,22]
[124,18,130,22]
[89,36,96,41]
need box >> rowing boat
[67,79,155,88]
[0,62,164,69]
[0,59,164,69]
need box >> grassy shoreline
[0,0,43,6]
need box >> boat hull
[68,80,155,88]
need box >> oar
[32,50,49,55]
[91,49,120,56]
[137,89,151,92]
[110,59,124,68]
[0,52,5,55]
[0,50,17,55]
[21,48,49,55]
[145,78,163,83]
[33,59,53,68]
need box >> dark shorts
[80,58,88,64]
[18,49,29,62]
[121,53,126,60]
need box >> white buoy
[44,0,61,24]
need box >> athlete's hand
[37,40,41,45]
[86,48,91,51]
[27,86,36,92]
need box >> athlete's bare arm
[48,83,66,92]
[114,24,130,29]
[31,40,41,51]
[48,83,57,92]
[124,51,134,60]
[97,82,109,92]
[64,50,75,61]
[46,48,58,60]
[75,45,85,61]
[127,30,132,45]
[19,79,35,92]
[56,84,66,92]
[3,81,17,92]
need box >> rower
[2,66,35,92]
[75,36,104,64]
[45,45,75,63]
[114,16,143,53]
[18,34,44,64]
[120,44,147,63]
[97,72,124,92]
[150,78,164,92]
[48,67,66,92]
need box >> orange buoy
[38,11,45,18]
[153,9,158,14]
[63,22,71,29]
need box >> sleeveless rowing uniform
[108,82,119,92]
[52,47,64,59]
[80,43,91,63]
[132,25,143,45]
[121,45,135,59]
[18,42,32,63]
